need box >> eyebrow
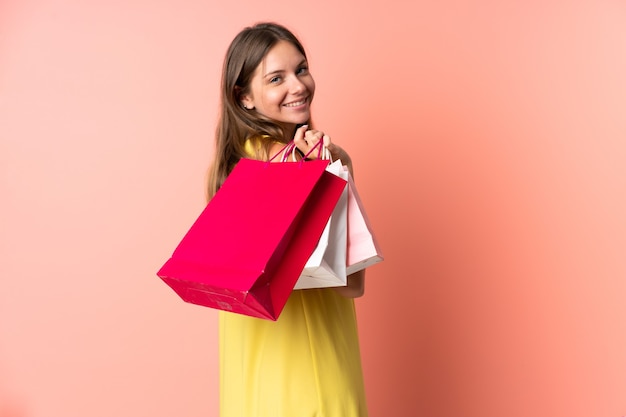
[263,59,308,79]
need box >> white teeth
[284,100,306,107]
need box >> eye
[296,66,309,75]
[269,75,282,84]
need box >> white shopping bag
[344,167,384,274]
[294,160,348,289]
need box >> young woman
[208,22,368,417]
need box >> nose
[288,75,306,93]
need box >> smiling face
[240,40,315,139]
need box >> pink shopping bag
[345,171,384,274]
[157,155,347,320]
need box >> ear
[239,93,254,110]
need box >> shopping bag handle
[268,140,327,164]
[267,142,293,163]
[286,141,331,162]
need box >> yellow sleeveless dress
[219,138,368,417]
[219,290,368,417]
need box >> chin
[295,114,311,125]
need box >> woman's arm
[331,145,365,298]
[333,269,365,298]
[293,127,368,298]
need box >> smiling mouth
[283,99,307,107]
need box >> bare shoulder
[269,142,287,158]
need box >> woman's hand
[293,125,327,158]
[293,125,354,175]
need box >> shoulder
[244,135,285,160]
[243,135,265,157]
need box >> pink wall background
[2,1,625,416]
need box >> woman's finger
[304,130,324,146]
[293,124,308,144]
